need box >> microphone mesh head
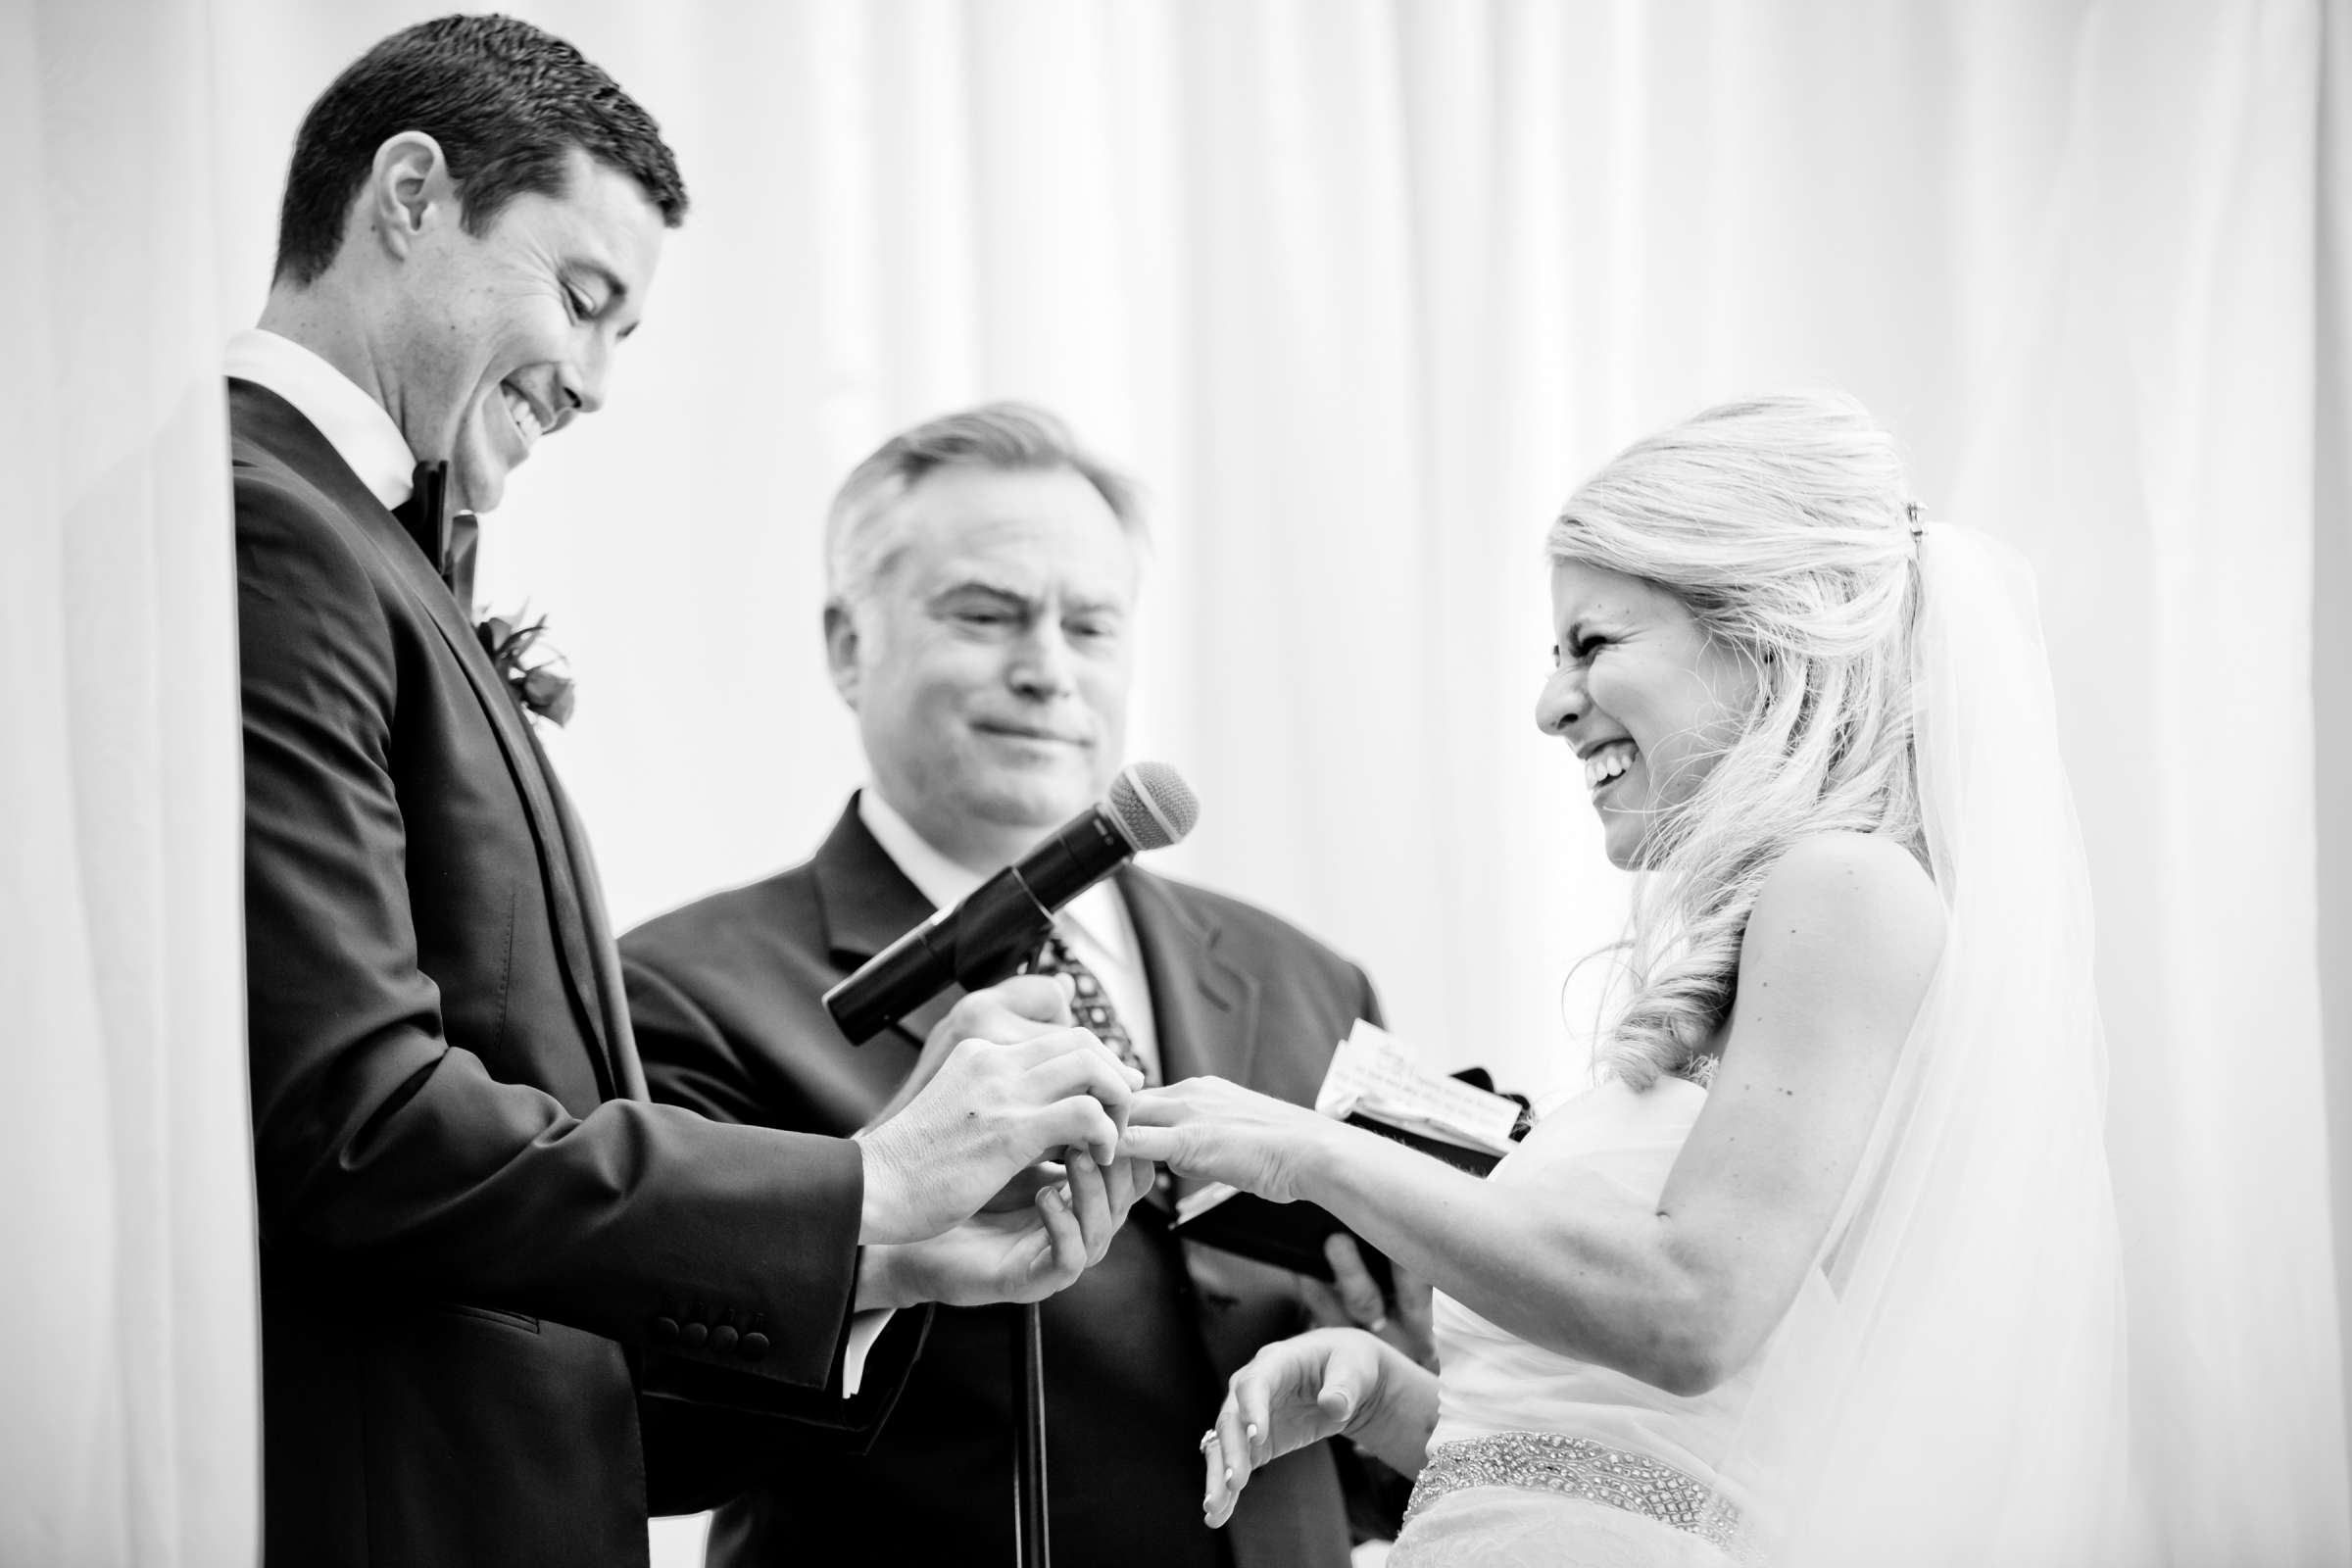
[1106,761,1199,852]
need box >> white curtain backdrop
[1,1,258,1564]
[7,1,2344,1562]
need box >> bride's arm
[1127,833,1944,1396]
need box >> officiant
[622,402,1408,1566]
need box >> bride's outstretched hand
[1118,1077,1335,1202]
[1200,1327,1437,1529]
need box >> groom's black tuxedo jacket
[621,802,1382,1568]
[231,380,917,1568]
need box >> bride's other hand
[1200,1327,1437,1528]
[1119,1077,1335,1201]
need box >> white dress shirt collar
[225,327,416,512]
[856,789,1135,970]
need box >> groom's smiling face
[376,144,666,513]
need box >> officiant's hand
[1200,1327,1438,1528]
[857,978,1143,1245]
[1118,1077,1335,1203]
[861,1149,1152,1307]
[1302,1234,1438,1369]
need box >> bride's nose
[1535,664,1583,736]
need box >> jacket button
[710,1324,739,1354]
[651,1317,679,1346]
[679,1322,709,1349]
[740,1332,770,1361]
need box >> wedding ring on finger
[1199,1428,1219,1453]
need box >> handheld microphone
[823,761,1200,1044]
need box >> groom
[230,19,1142,1566]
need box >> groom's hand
[856,978,1143,1245]
[863,972,1078,1127]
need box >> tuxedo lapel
[383,517,627,1102]
[810,799,964,1053]
[229,380,626,1102]
[531,731,649,1101]
[1117,869,1260,1090]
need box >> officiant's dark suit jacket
[231,380,920,1568]
[621,802,1380,1568]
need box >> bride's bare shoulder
[1763,830,1937,901]
[1739,833,1946,1015]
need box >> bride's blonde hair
[1551,391,1925,1088]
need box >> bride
[1121,392,2137,1565]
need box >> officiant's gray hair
[1551,390,1926,1090]
[825,403,1145,613]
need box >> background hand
[1118,1076,1332,1202]
[858,1025,1143,1243]
[1300,1233,1438,1369]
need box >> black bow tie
[392,459,478,612]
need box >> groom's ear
[362,132,455,264]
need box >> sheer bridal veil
[1707,523,2142,1564]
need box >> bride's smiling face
[1535,560,1759,869]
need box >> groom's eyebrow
[565,258,630,304]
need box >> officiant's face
[381,146,665,512]
[1538,561,1758,869]
[833,465,1139,866]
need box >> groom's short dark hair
[272,14,688,286]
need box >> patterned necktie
[1035,933,1146,1082]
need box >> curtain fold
[2318,0,2352,1495]
[2,1,257,1564]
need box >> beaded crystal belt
[1405,1431,1747,1556]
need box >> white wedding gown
[1391,1074,1832,1567]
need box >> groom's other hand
[861,1148,1155,1308]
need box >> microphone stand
[834,857,1188,1568]
[1013,1299,1050,1568]
[1012,943,1053,1568]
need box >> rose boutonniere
[475,611,576,727]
